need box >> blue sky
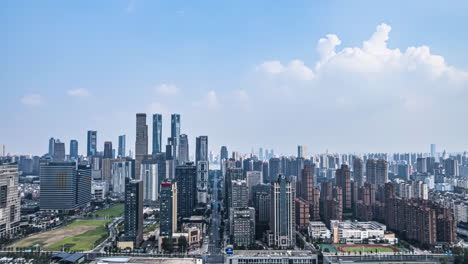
[2,0,468,156]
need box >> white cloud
[155,84,179,95]
[193,90,220,108]
[67,88,91,97]
[147,102,170,115]
[21,94,44,106]
[257,60,314,81]
[126,0,136,13]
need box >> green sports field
[12,219,110,252]
[93,204,124,218]
[337,245,398,253]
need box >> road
[206,170,224,264]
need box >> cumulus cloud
[155,84,179,95]
[244,23,468,152]
[193,90,220,108]
[257,60,314,80]
[21,94,44,106]
[67,88,91,97]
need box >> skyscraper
[336,164,351,210]
[123,178,143,248]
[159,180,177,237]
[171,114,181,160]
[0,162,21,237]
[366,159,387,186]
[297,145,303,158]
[220,146,228,161]
[196,160,208,205]
[175,162,197,218]
[48,137,55,156]
[270,174,296,248]
[152,114,162,154]
[300,164,314,202]
[118,135,126,158]
[87,130,97,157]
[70,140,78,160]
[111,160,134,194]
[178,134,189,164]
[246,171,262,203]
[104,141,113,159]
[40,162,91,211]
[141,160,158,202]
[353,158,364,186]
[195,136,208,164]
[431,144,436,158]
[135,113,148,179]
[53,140,65,161]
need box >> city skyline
[3,1,468,155]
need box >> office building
[152,114,162,154]
[431,144,436,158]
[141,160,158,202]
[171,114,181,160]
[104,141,113,159]
[175,162,197,218]
[53,140,65,161]
[122,178,143,248]
[297,145,304,158]
[87,130,97,157]
[229,207,255,247]
[270,174,296,248]
[231,179,249,208]
[268,158,281,182]
[246,171,262,203]
[111,160,134,194]
[195,136,208,164]
[252,184,270,232]
[70,140,78,160]
[0,163,21,237]
[220,146,228,161]
[178,134,189,164]
[40,162,91,211]
[159,180,177,237]
[118,135,126,158]
[196,160,208,205]
[135,113,148,179]
[48,137,55,156]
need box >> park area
[11,219,110,251]
[320,244,399,254]
[92,203,124,219]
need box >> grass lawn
[94,204,124,218]
[337,245,398,253]
[12,219,110,252]
[143,223,159,233]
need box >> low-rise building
[308,221,331,240]
[225,250,318,264]
[330,220,397,244]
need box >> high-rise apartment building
[430,144,436,158]
[270,174,296,248]
[123,178,143,248]
[152,114,162,154]
[159,180,177,237]
[87,130,97,157]
[366,159,388,186]
[70,140,78,159]
[175,162,197,218]
[111,159,134,194]
[353,158,363,186]
[336,164,352,211]
[135,113,148,179]
[0,162,21,237]
[40,162,91,211]
[246,171,262,203]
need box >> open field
[337,245,398,253]
[11,220,110,251]
[93,204,124,218]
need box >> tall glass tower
[152,114,162,154]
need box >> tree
[178,236,188,253]
[161,237,174,253]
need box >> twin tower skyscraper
[135,113,181,178]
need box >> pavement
[206,170,224,264]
